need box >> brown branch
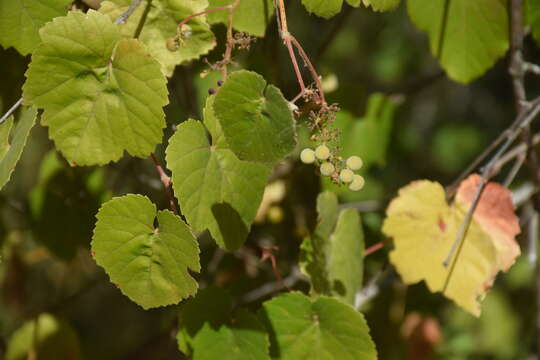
[444,1,540,295]
[364,241,385,256]
[442,98,540,292]
[0,98,23,126]
[150,153,178,214]
[221,2,239,78]
[274,0,327,106]
[114,0,142,24]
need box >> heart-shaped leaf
[23,10,169,165]
[92,194,200,309]
[259,292,377,359]
[213,70,296,163]
[166,97,270,250]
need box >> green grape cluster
[300,145,365,191]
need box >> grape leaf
[99,0,216,77]
[300,0,361,18]
[0,0,71,55]
[213,70,296,163]
[5,313,81,360]
[382,174,521,316]
[259,292,377,360]
[166,97,270,250]
[177,287,234,353]
[23,10,169,166]
[527,0,540,46]
[91,194,200,309]
[192,310,270,360]
[301,0,342,19]
[207,0,274,37]
[407,0,509,83]
[0,106,37,190]
[361,0,400,11]
[178,287,270,360]
[300,192,365,305]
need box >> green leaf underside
[0,106,37,190]
[0,0,71,55]
[407,0,509,83]
[23,10,169,166]
[99,0,216,77]
[301,192,340,296]
[5,313,81,360]
[300,192,365,305]
[178,287,270,359]
[362,0,400,11]
[166,99,270,250]
[260,293,377,360]
[213,70,296,163]
[192,310,270,360]
[207,0,274,37]
[91,194,200,309]
[528,0,540,45]
[301,0,342,19]
[178,287,234,353]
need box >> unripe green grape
[268,206,284,224]
[339,169,354,183]
[300,148,316,164]
[349,174,365,191]
[166,38,179,52]
[320,162,335,176]
[315,144,331,160]
[346,156,363,171]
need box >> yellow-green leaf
[382,174,520,316]
[407,0,509,83]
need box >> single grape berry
[315,144,331,160]
[339,169,354,183]
[300,148,316,164]
[346,156,363,171]
[349,174,365,191]
[268,206,284,223]
[217,80,224,87]
[320,162,335,176]
[166,38,179,52]
[208,88,217,95]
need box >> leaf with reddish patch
[382,174,520,316]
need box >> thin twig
[447,97,540,197]
[274,0,330,105]
[133,0,153,39]
[290,36,326,105]
[176,1,240,78]
[503,151,526,187]
[221,0,241,78]
[493,132,540,173]
[0,98,23,126]
[241,267,306,303]
[114,0,143,24]
[178,3,236,29]
[443,0,540,293]
[442,99,540,292]
[354,265,392,310]
[364,241,385,256]
[150,153,177,214]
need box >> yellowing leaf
[382,174,520,316]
